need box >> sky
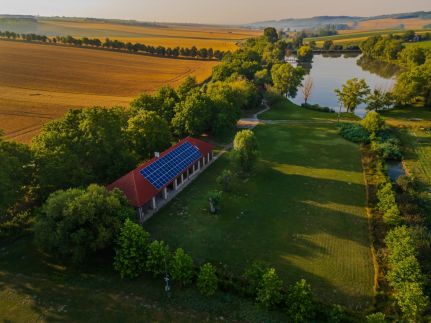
[2,0,431,24]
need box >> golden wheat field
[346,18,431,31]
[0,40,219,143]
[32,19,261,51]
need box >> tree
[0,135,33,217]
[322,40,334,51]
[32,107,138,199]
[197,263,218,296]
[114,219,150,279]
[172,90,213,137]
[146,240,171,277]
[393,61,431,107]
[256,268,283,308]
[263,27,279,43]
[360,111,385,133]
[301,76,313,104]
[232,130,259,174]
[216,169,234,192]
[126,111,172,159]
[395,282,429,321]
[366,313,387,323]
[271,63,304,97]
[398,46,427,68]
[170,248,194,287]
[35,184,134,263]
[286,279,315,323]
[177,76,199,100]
[385,226,417,265]
[297,45,313,62]
[387,256,424,289]
[365,88,394,111]
[334,78,370,113]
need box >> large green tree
[232,130,259,174]
[35,184,134,263]
[334,78,370,113]
[263,27,279,43]
[271,63,304,97]
[126,110,172,159]
[32,107,138,198]
[297,45,313,62]
[0,135,33,217]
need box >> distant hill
[245,11,431,30]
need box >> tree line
[0,30,226,60]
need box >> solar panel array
[140,141,202,190]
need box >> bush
[114,219,150,279]
[146,240,170,277]
[372,138,402,160]
[286,279,315,323]
[338,123,370,144]
[197,263,218,296]
[216,169,234,192]
[256,268,283,308]
[243,261,270,295]
[232,130,259,174]
[366,312,387,322]
[207,190,222,214]
[170,248,194,287]
[35,184,134,264]
[361,111,385,133]
[395,282,429,321]
[327,304,346,323]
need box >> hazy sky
[2,0,431,24]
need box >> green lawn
[0,236,288,322]
[259,99,359,121]
[405,40,431,49]
[146,121,374,308]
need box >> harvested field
[354,18,431,31]
[0,40,218,143]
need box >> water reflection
[291,54,397,117]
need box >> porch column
[151,197,157,210]
[187,168,190,180]
[163,187,168,200]
[174,178,178,190]
[207,152,210,164]
[198,159,201,171]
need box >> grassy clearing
[405,40,431,49]
[258,99,359,121]
[0,236,288,322]
[145,116,374,308]
[0,40,218,143]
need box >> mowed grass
[0,40,218,143]
[145,120,374,308]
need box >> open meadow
[0,40,218,142]
[145,100,375,308]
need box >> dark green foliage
[32,107,138,199]
[286,279,315,323]
[386,255,424,288]
[35,184,135,263]
[243,261,270,296]
[207,190,222,214]
[371,137,402,160]
[327,304,346,323]
[360,35,404,61]
[366,312,387,322]
[232,130,259,174]
[216,169,234,192]
[271,63,304,97]
[263,27,279,43]
[0,135,33,217]
[256,268,283,308]
[338,123,370,144]
[177,76,199,100]
[114,219,150,279]
[146,240,170,277]
[126,110,172,159]
[394,282,429,322]
[170,248,194,287]
[197,263,218,296]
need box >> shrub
[197,263,218,296]
[361,111,385,133]
[383,205,402,226]
[395,282,429,321]
[232,130,259,174]
[372,138,402,160]
[386,256,424,289]
[256,268,283,308]
[170,248,194,287]
[114,219,150,279]
[366,312,387,322]
[146,240,170,277]
[327,304,346,323]
[338,123,370,144]
[216,169,234,192]
[376,182,397,213]
[207,190,222,214]
[243,261,270,295]
[286,279,315,323]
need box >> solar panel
[139,141,202,189]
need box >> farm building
[108,137,214,223]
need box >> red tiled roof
[107,137,213,207]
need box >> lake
[290,53,399,117]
